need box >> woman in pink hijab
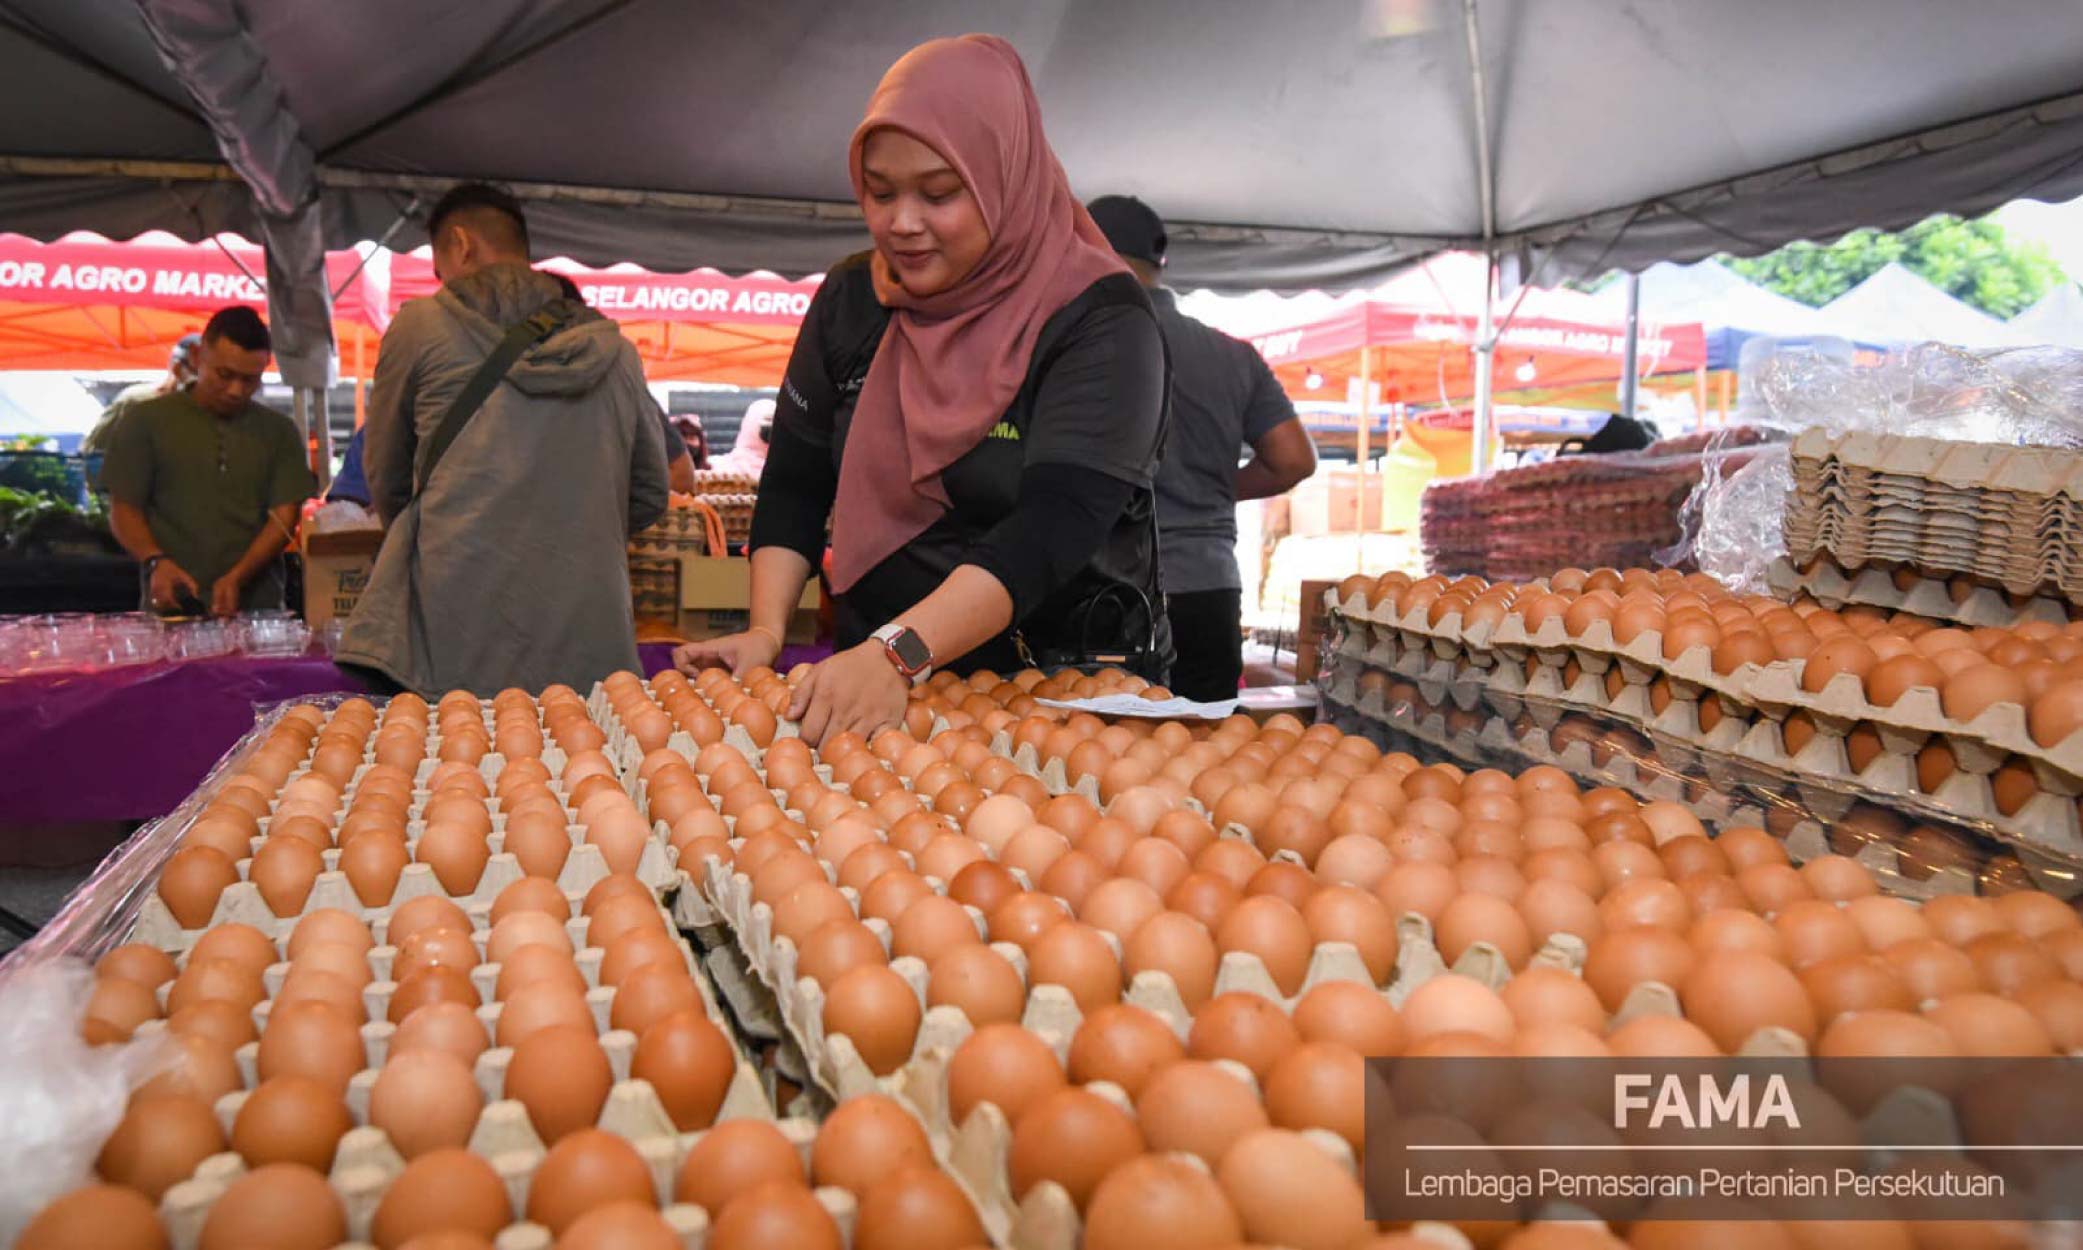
[675,34,1171,746]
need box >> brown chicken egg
[198,1164,347,1250]
[1217,1128,1369,1250]
[1008,1086,1145,1213]
[671,1118,806,1211]
[524,1129,656,1235]
[96,1095,226,1200]
[230,1075,353,1171]
[809,1093,936,1193]
[946,1022,1066,1126]
[256,1000,365,1094]
[823,963,923,1075]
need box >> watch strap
[871,624,933,685]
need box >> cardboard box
[1294,577,1338,683]
[677,555,820,643]
[303,529,384,630]
[1288,467,1383,537]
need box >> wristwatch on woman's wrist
[871,624,934,685]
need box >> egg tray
[585,676,800,767]
[887,947,1826,1249]
[700,846,1584,1249]
[132,820,683,954]
[138,892,771,1111]
[12,697,379,970]
[1784,428,2083,602]
[1320,664,2046,903]
[1767,555,2076,630]
[1485,647,2083,877]
[127,904,781,1244]
[1329,590,2083,871]
[1322,666,1881,885]
[154,1112,840,1250]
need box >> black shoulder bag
[414,306,570,495]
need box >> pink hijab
[829,34,1129,593]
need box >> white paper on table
[1034,694,1240,721]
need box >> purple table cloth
[0,641,832,825]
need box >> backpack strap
[415,306,568,495]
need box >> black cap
[1087,195,1167,268]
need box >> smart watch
[871,624,934,685]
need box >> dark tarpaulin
[0,1,2077,300]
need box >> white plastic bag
[0,959,164,1240]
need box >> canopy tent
[382,252,818,386]
[1241,253,1707,405]
[0,2,2076,290]
[1819,263,2033,349]
[0,231,387,372]
[1586,259,1887,371]
[0,0,2080,471]
[2011,282,2083,349]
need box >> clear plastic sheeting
[0,961,166,1239]
[0,697,335,972]
[1680,341,2083,591]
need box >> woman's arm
[786,564,1014,745]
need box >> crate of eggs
[1328,565,2083,869]
[138,689,682,948]
[1769,554,2078,631]
[686,670,2083,1248]
[1785,428,2083,603]
[1316,657,2029,903]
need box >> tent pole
[353,325,366,429]
[1620,272,1641,420]
[1472,248,1496,476]
[1461,0,1497,477]
[1357,345,1372,543]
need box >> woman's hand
[789,641,909,747]
[673,629,781,678]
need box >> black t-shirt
[751,252,1170,674]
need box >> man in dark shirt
[103,307,314,615]
[1089,195,1317,702]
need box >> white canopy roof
[1820,263,2033,349]
[2011,282,2083,349]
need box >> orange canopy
[0,232,387,372]
[385,250,818,385]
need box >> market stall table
[0,641,830,826]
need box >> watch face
[890,629,932,672]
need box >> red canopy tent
[383,251,818,386]
[0,232,388,371]
[1244,254,1707,405]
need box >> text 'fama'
[1614,1074,1799,1130]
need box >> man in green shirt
[103,307,315,615]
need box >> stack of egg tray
[1322,588,2083,899]
[1784,429,2083,603]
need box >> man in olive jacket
[337,185,669,695]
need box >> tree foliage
[1721,215,2063,319]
